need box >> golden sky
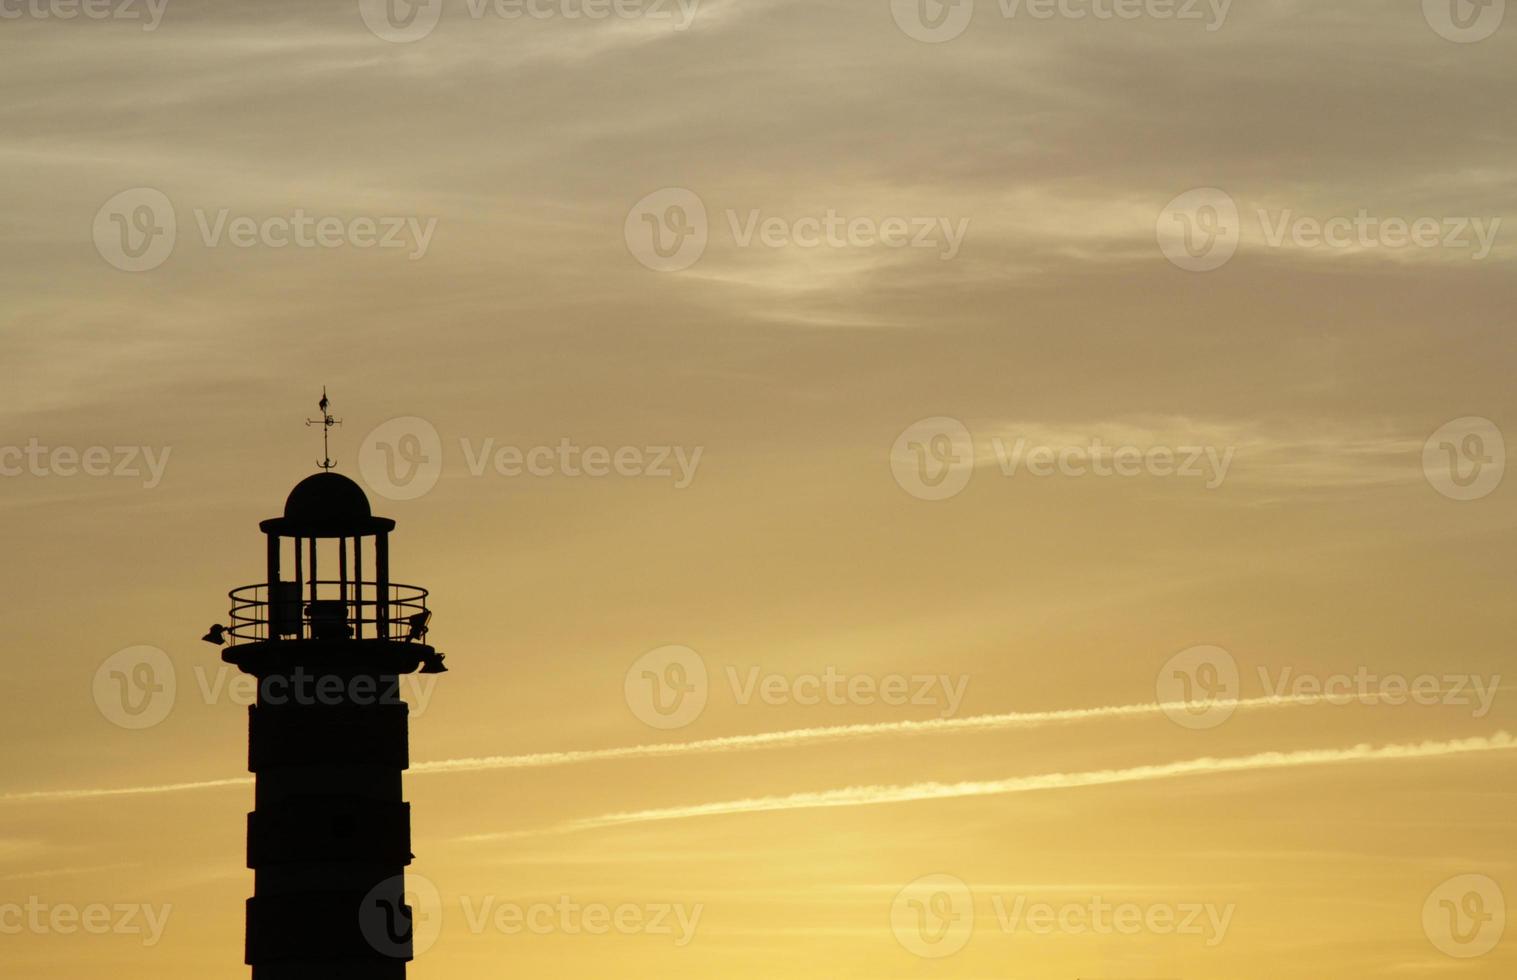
[2,1,1515,977]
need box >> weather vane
[305,387,342,470]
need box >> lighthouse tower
[209,400,445,979]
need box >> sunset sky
[2,1,1514,977]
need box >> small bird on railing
[202,624,229,646]
[405,610,431,643]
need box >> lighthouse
[207,397,446,979]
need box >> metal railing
[228,580,429,645]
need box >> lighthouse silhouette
[208,396,446,978]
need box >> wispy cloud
[412,693,1321,773]
[500,732,1516,837]
[0,862,142,883]
[0,777,252,805]
[978,416,1424,491]
[0,693,1326,805]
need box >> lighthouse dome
[285,471,372,523]
[259,471,395,538]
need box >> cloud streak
[411,693,1321,774]
[0,693,1428,805]
[0,777,253,804]
[513,732,1516,837]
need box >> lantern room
[218,471,440,669]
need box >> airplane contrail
[410,693,1322,774]
[0,776,253,804]
[487,731,1515,837]
[0,693,1416,805]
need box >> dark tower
[210,459,446,979]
